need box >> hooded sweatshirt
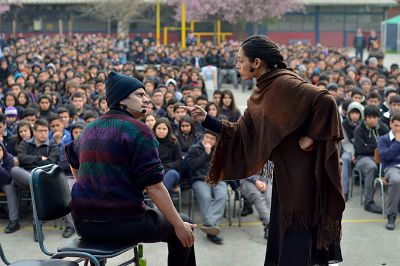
[354,119,389,157]
[342,102,364,155]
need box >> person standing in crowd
[186,35,344,266]
[218,51,239,90]
[368,30,379,52]
[65,72,196,266]
[354,28,366,61]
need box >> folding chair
[178,178,195,220]
[374,148,387,218]
[0,191,7,207]
[29,164,140,266]
[144,185,182,212]
[226,187,242,227]
[351,167,364,205]
[0,242,82,266]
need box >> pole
[68,17,73,37]
[164,27,168,45]
[58,19,63,35]
[156,0,160,45]
[181,0,186,48]
[107,16,111,36]
[190,20,194,32]
[217,19,221,44]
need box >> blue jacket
[378,132,400,171]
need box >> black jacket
[177,131,200,155]
[17,138,58,171]
[190,57,206,68]
[186,141,212,183]
[0,142,14,186]
[354,121,389,157]
[157,138,182,173]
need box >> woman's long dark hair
[17,91,31,109]
[179,115,196,135]
[15,120,33,147]
[219,89,238,111]
[154,117,177,142]
[241,35,287,70]
[205,102,219,117]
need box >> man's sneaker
[385,215,396,230]
[207,234,223,244]
[4,220,20,234]
[364,202,382,214]
[344,193,349,202]
[241,199,254,217]
[199,225,221,236]
[62,227,76,238]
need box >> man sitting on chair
[66,72,196,266]
[378,112,400,230]
[186,130,228,244]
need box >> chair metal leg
[133,246,140,266]
[227,190,232,226]
[237,191,242,227]
[232,191,237,218]
[189,189,195,222]
[177,188,182,213]
[349,171,354,198]
[379,179,385,218]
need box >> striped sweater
[70,108,164,221]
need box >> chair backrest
[374,148,381,164]
[29,164,71,221]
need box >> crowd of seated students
[1,32,400,246]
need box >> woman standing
[185,35,344,266]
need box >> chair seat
[57,237,134,256]
[11,259,78,266]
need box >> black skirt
[265,178,343,266]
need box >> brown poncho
[208,69,345,250]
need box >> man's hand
[174,222,196,248]
[204,142,212,154]
[255,180,267,192]
[182,105,207,122]
[298,136,314,151]
[53,131,63,144]
[145,182,196,249]
[395,132,400,142]
[42,156,48,161]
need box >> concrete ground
[1,52,400,266]
[0,184,398,266]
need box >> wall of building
[0,4,394,47]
